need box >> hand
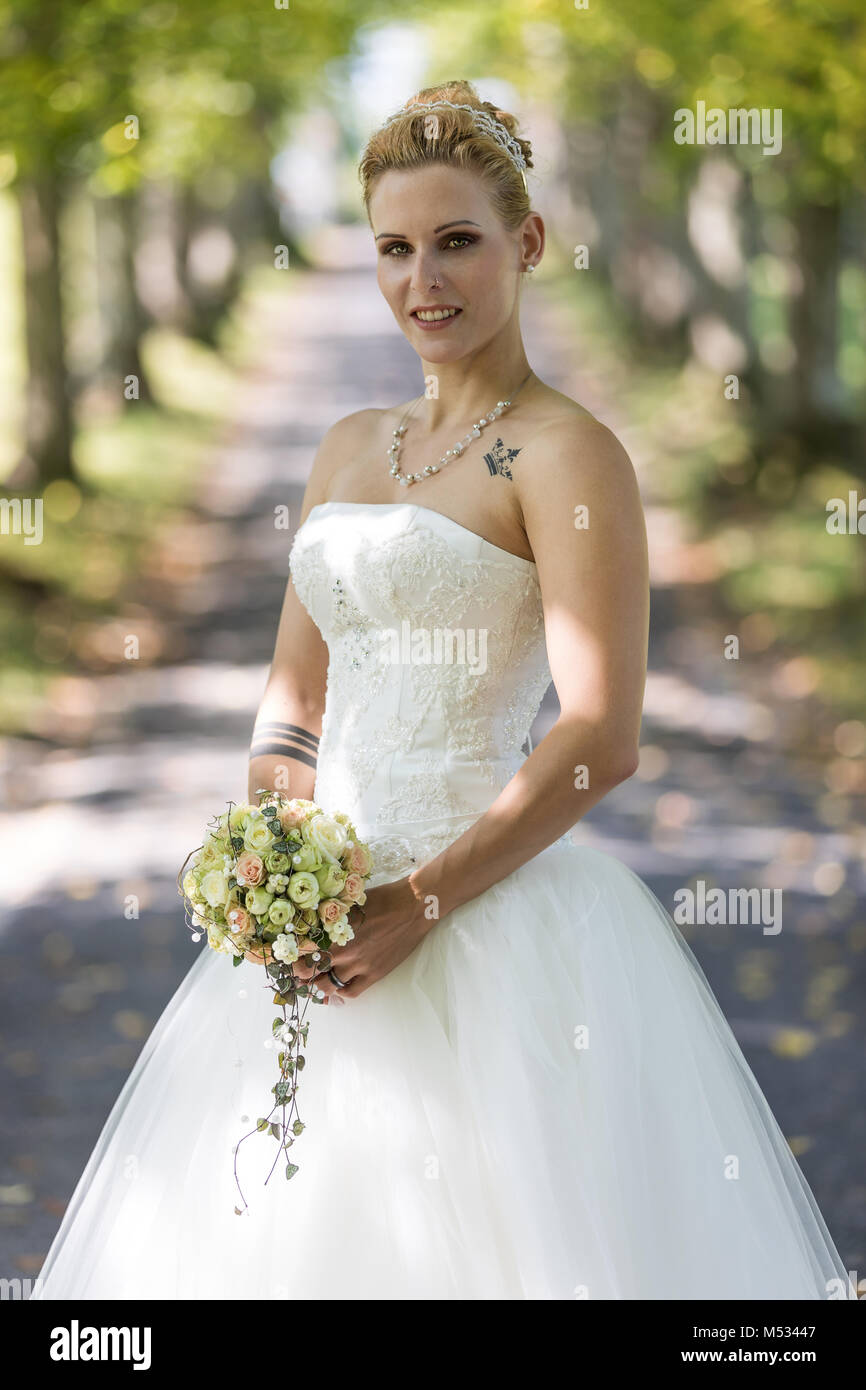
[291,877,432,1003]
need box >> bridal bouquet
[178,790,373,1208]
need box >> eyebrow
[374,220,481,242]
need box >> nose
[410,248,443,292]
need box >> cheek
[465,257,511,311]
[377,262,405,308]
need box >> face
[369,163,533,362]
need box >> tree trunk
[787,201,847,444]
[16,169,74,486]
[94,189,154,407]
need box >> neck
[413,338,533,433]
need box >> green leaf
[256,1118,269,1132]
[285,1163,299,1181]
[232,953,243,968]
[269,1122,281,1139]
[292,1120,305,1136]
[296,1054,306,1070]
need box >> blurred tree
[423,0,866,474]
[0,0,360,485]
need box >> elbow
[610,750,640,786]
[558,717,639,795]
[581,744,640,790]
[560,715,640,789]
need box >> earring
[525,264,536,275]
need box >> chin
[407,341,469,363]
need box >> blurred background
[0,0,864,1288]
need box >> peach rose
[235,851,265,887]
[345,843,372,875]
[342,872,366,903]
[317,897,347,927]
[226,905,252,935]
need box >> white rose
[206,923,232,956]
[200,869,230,909]
[243,812,277,854]
[304,815,348,865]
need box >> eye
[380,233,479,257]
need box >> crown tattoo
[484,438,522,480]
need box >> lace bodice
[288,502,551,878]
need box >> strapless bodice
[288,502,551,877]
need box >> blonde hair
[359,79,533,231]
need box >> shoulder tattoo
[483,438,522,481]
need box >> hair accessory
[379,100,529,193]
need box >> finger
[311,971,339,998]
[336,974,364,999]
[310,967,358,1002]
[291,948,330,981]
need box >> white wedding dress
[34,500,848,1300]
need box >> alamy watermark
[1,1275,44,1299]
[0,496,43,544]
[673,880,783,936]
[378,621,488,675]
[674,101,782,156]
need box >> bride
[33,80,848,1300]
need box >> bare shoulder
[316,407,383,463]
[330,400,418,443]
[515,402,641,517]
[299,408,383,516]
[511,394,645,570]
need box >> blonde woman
[34,81,848,1301]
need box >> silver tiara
[379,100,529,190]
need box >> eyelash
[382,234,477,257]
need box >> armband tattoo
[249,721,319,771]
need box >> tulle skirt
[32,839,847,1300]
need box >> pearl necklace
[387,370,534,486]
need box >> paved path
[1,230,863,1286]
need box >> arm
[248,410,378,803]
[407,416,649,922]
[248,570,327,804]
